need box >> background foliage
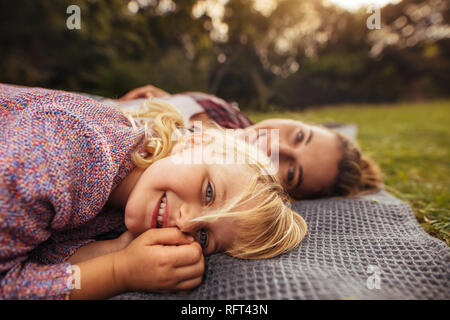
[0,0,449,110]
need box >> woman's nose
[278,143,296,159]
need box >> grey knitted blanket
[111,190,449,300]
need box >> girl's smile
[152,193,168,228]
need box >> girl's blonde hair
[120,100,307,259]
[120,100,185,168]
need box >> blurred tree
[0,0,448,109]
[0,0,213,97]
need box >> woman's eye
[198,229,208,249]
[287,167,295,182]
[296,131,304,143]
[205,182,214,204]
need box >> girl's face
[124,152,254,255]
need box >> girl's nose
[175,205,199,232]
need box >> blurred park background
[0,0,448,243]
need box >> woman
[103,85,383,201]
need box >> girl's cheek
[124,193,146,234]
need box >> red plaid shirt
[182,92,253,129]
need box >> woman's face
[244,119,342,199]
[124,150,254,256]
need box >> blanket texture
[111,189,449,300]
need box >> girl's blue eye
[296,131,304,143]
[205,182,214,204]
[199,229,208,248]
[287,167,295,182]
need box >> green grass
[247,100,450,245]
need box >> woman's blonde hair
[120,100,307,259]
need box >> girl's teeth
[156,194,166,227]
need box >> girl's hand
[112,228,204,293]
[115,230,136,251]
[68,231,135,265]
[118,85,170,101]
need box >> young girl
[0,84,307,299]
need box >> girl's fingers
[174,275,204,292]
[173,259,205,283]
[167,242,204,268]
[139,228,194,246]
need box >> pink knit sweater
[0,84,144,299]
